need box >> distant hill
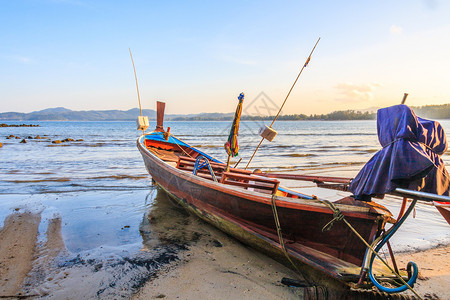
[1,103,449,121]
[0,108,158,121]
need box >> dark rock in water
[20,139,27,143]
[35,135,42,139]
[0,123,39,127]
[15,136,21,139]
[62,138,75,142]
[27,136,33,139]
[93,263,103,272]
[76,139,84,142]
[52,140,62,144]
[6,136,11,139]
[0,142,2,147]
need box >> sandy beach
[1,203,449,299]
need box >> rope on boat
[151,132,193,158]
[270,195,311,285]
[166,132,222,163]
[320,200,422,299]
[193,156,218,182]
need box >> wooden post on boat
[245,38,321,170]
[401,93,409,104]
[155,101,166,132]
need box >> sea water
[1,120,449,254]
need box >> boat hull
[137,136,386,288]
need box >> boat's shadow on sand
[140,188,205,249]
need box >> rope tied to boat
[270,194,311,285]
[321,200,344,232]
[320,199,422,299]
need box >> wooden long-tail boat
[136,102,403,292]
[137,101,450,297]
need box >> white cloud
[334,82,381,103]
[390,25,403,35]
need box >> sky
[1,0,450,115]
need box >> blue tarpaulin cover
[349,105,450,199]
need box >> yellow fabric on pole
[224,93,244,157]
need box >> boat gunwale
[138,134,386,219]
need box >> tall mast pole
[245,38,320,169]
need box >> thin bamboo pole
[245,38,321,170]
[129,48,143,117]
[129,48,146,136]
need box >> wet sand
[0,212,40,297]
[396,245,450,299]
[132,222,303,300]
[0,204,449,299]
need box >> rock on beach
[0,123,39,127]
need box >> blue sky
[1,0,449,115]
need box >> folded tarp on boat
[349,104,450,199]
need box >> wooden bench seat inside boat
[220,172,280,194]
[176,156,279,194]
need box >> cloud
[334,82,381,103]
[390,25,403,35]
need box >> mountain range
[0,107,237,121]
[0,107,161,121]
[1,104,450,121]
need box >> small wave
[27,186,150,194]
[323,161,365,166]
[281,132,376,137]
[360,149,379,154]
[266,145,295,149]
[84,143,108,147]
[347,145,365,148]
[316,145,339,149]
[46,144,71,147]
[314,149,333,152]
[5,178,71,183]
[272,165,302,171]
[87,174,149,180]
[177,134,225,138]
[47,142,108,147]
[191,145,219,148]
[281,153,317,157]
